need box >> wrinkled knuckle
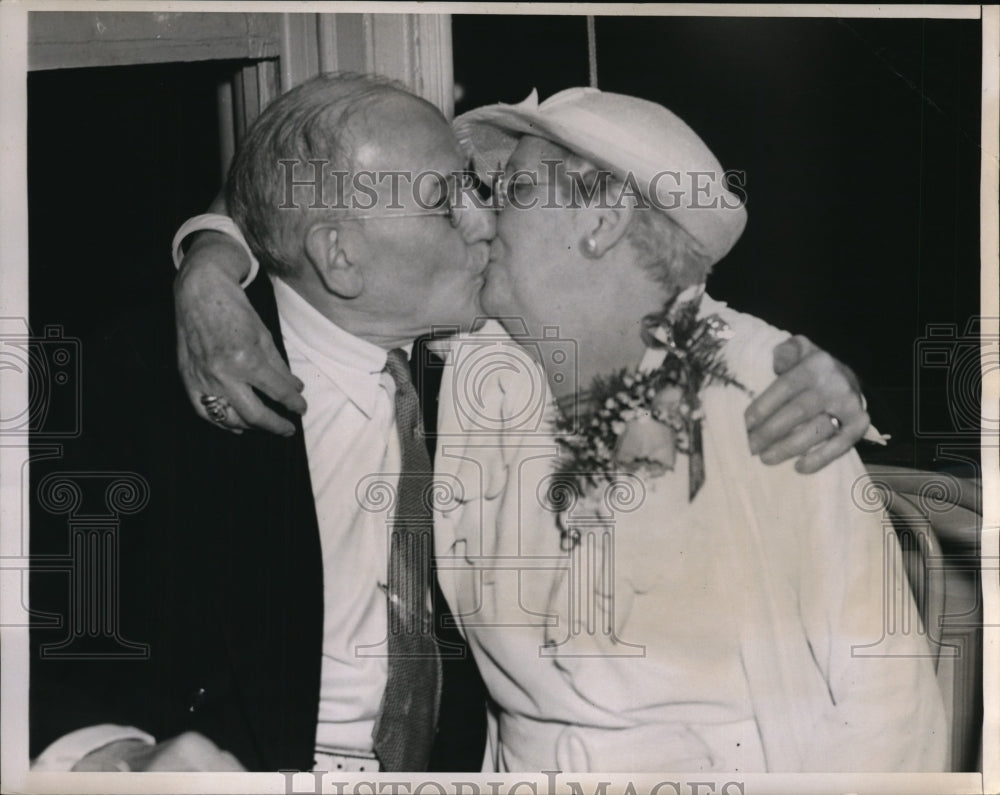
[239,405,266,426]
[836,395,866,421]
[243,410,275,430]
[813,415,834,437]
[811,350,835,372]
[791,335,814,356]
[253,331,274,351]
[831,376,861,408]
[228,347,256,369]
[791,402,812,425]
[180,731,216,752]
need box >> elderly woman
[430,88,947,772]
[170,82,945,773]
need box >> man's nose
[453,200,496,246]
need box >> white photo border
[1,3,995,794]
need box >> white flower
[613,415,677,477]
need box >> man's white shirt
[272,275,397,756]
[34,275,401,768]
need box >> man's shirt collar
[271,275,411,418]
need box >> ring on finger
[200,394,231,424]
[825,412,842,432]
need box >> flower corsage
[553,286,748,547]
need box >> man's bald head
[226,73,420,276]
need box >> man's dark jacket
[29,278,485,771]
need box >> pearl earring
[582,237,598,256]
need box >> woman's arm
[793,460,949,771]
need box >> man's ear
[304,222,363,298]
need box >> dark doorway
[28,60,236,341]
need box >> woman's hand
[174,232,306,435]
[745,335,870,473]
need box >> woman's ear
[581,203,634,259]
[573,164,641,258]
[305,222,363,298]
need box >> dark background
[28,16,983,472]
[455,15,983,474]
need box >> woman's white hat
[454,87,747,265]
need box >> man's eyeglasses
[334,207,455,223]
[333,170,482,224]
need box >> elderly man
[31,73,493,774]
[32,73,870,775]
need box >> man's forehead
[352,122,463,173]
[351,139,391,167]
[346,93,456,156]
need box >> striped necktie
[372,348,442,770]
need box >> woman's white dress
[432,298,947,773]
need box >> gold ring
[200,394,230,424]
